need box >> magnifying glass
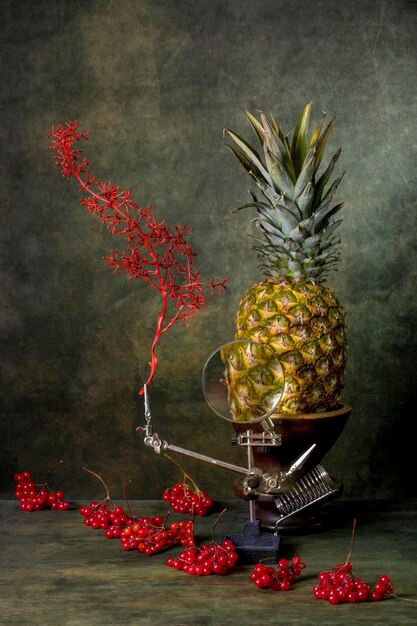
[202,339,284,429]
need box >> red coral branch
[48,121,229,393]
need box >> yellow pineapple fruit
[224,102,347,415]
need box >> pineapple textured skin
[236,279,347,414]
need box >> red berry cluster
[120,517,194,555]
[14,466,70,512]
[251,556,306,590]
[166,539,238,576]
[162,482,213,516]
[79,502,130,536]
[312,520,394,605]
[162,455,214,516]
[80,468,132,537]
[313,563,394,604]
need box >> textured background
[1,0,416,500]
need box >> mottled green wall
[1,0,416,500]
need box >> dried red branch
[48,121,229,392]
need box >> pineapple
[220,340,285,421]
[224,102,347,415]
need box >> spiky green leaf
[292,147,316,201]
[289,223,310,243]
[230,200,270,214]
[295,181,314,216]
[251,176,281,206]
[260,112,282,161]
[245,111,265,145]
[266,148,295,197]
[258,204,299,236]
[270,114,297,182]
[309,113,326,149]
[226,144,260,177]
[312,202,344,232]
[320,220,343,243]
[313,148,342,210]
[319,172,344,208]
[290,102,312,176]
[302,233,322,249]
[314,117,336,173]
[225,129,273,185]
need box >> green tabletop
[1,499,416,625]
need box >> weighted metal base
[224,520,281,563]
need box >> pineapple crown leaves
[224,102,345,281]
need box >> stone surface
[1,500,417,625]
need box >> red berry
[166,538,237,576]
[314,562,392,605]
[14,466,70,512]
[371,591,384,602]
[328,592,339,605]
[251,555,306,591]
[374,582,386,594]
[379,575,391,585]
[162,479,213,516]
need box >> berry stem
[163,509,171,527]
[344,518,357,566]
[45,459,64,482]
[82,467,114,508]
[212,508,227,545]
[164,453,201,496]
[123,479,136,519]
[389,593,417,604]
[36,459,65,492]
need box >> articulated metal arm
[137,427,249,475]
[136,385,316,496]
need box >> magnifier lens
[202,340,284,424]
